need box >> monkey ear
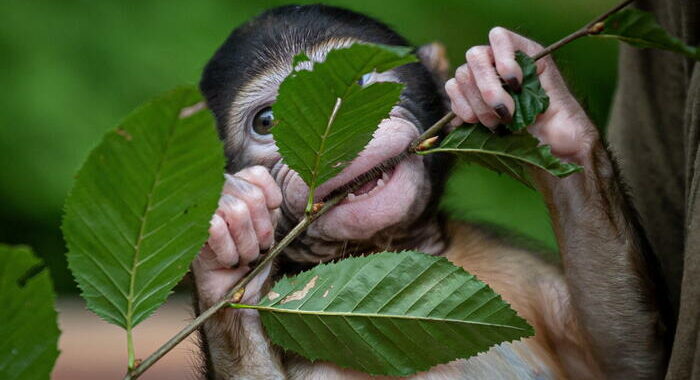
[416,42,450,86]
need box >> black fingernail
[505,76,522,93]
[494,104,513,125]
[494,125,511,136]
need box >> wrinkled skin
[193,7,666,378]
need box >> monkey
[191,4,668,379]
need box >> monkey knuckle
[454,64,471,82]
[247,165,270,181]
[466,46,488,61]
[227,199,250,223]
[208,217,227,238]
[489,26,509,40]
[444,78,458,93]
[267,190,283,210]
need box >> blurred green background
[0,0,618,293]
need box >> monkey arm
[446,26,669,377]
[192,167,287,379]
[531,136,668,378]
[194,266,286,380]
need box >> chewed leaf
[0,245,59,380]
[63,87,224,331]
[291,52,311,68]
[505,52,550,132]
[418,124,581,187]
[271,43,416,212]
[234,251,533,376]
[596,9,699,60]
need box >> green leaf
[505,51,550,132]
[0,245,59,380]
[271,43,417,211]
[63,87,224,332]
[596,9,699,60]
[291,52,311,67]
[418,124,581,187]
[235,251,533,376]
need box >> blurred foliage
[0,0,617,292]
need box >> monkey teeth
[324,152,405,202]
[346,171,390,202]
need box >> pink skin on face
[279,112,428,241]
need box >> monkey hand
[445,27,598,165]
[192,166,283,309]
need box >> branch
[409,0,634,152]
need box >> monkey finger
[490,28,569,88]
[192,244,220,272]
[455,64,501,128]
[218,195,260,267]
[223,178,275,249]
[269,208,282,231]
[449,115,464,129]
[465,46,514,124]
[446,78,477,124]
[207,213,238,268]
[231,166,282,210]
[488,27,524,90]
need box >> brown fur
[444,222,602,379]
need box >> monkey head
[200,4,451,263]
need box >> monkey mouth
[322,153,406,202]
[310,111,419,203]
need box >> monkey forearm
[533,140,666,378]
[200,309,286,380]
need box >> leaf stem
[127,329,135,370]
[409,0,634,151]
[123,190,349,379]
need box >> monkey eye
[252,107,275,135]
[358,73,373,86]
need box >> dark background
[0,0,618,293]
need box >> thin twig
[125,0,635,377]
[410,0,634,151]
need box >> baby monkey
[193,4,667,379]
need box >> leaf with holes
[0,245,60,380]
[595,9,699,60]
[232,251,533,376]
[62,86,224,334]
[505,51,550,132]
[271,43,416,212]
[418,124,581,187]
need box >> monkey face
[201,5,449,261]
